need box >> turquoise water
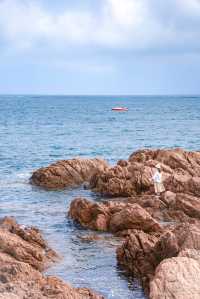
[0,95,199,298]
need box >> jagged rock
[0,217,104,299]
[175,193,200,218]
[0,216,57,271]
[116,230,159,292]
[90,148,200,197]
[30,158,108,189]
[154,222,200,261]
[0,257,104,299]
[129,192,200,223]
[69,197,162,234]
[117,222,200,294]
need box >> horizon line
[0,93,200,97]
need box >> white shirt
[152,170,162,183]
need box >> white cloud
[0,0,200,52]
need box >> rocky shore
[0,216,104,299]
[30,148,200,299]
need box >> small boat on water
[112,107,128,111]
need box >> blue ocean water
[0,95,200,298]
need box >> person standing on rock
[152,163,165,196]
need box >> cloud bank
[0,0,200,52]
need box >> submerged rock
[30,158,108,189]
[0,217,104,299]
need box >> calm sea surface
[0,95,199,298]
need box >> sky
[0,0,200,95]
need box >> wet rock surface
[30,158,108,189]
[0,217,104,299]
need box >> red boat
[112,107,128,111]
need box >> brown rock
[90,148,200,197]
[69,198,109,231]
[69,198,162,233]
[162,190,176,206]
[178,248,200,261]
[175,193,200,218]
[151,222,200,269]
[149,257,200,299]
[117,222,200,294]
[30,158,108,189]
[109,204,162,233]
[116,229,159,291]
[0,257,104,299]
[0,217,104,299]
[0,217,57,271]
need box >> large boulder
[90,148,200,197]
[109,204,162,233]
[149,256,200,299]
[117,222,200,294]
[0,217,104,299]
[30,158,108,189]
[69,198,162,233]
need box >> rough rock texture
[117,222,200,294]
[90,148,200,197]
[30,158,108,189]
[69,197,162,233]
[175,193,200,218]
[69,191,200,234]
[68,190,200,297]
[149,256,200,299]
[0,257,104,299]
[116,229,160,292]
[0,216,58,271]
[126,191,200,223]
[0,217,104,299]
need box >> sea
[0,95,199,299]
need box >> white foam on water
[0,171,31,188]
